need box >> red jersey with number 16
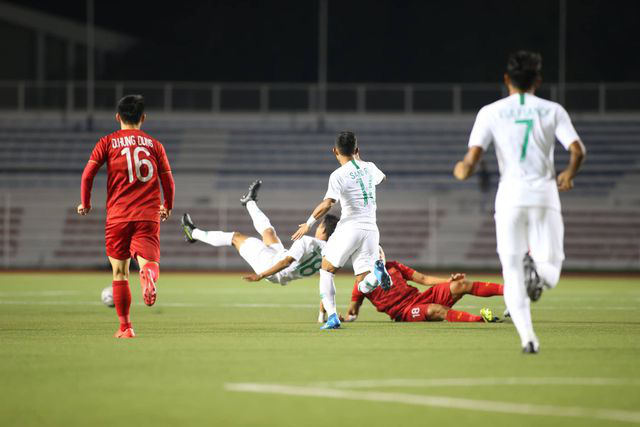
[89,129,171,223]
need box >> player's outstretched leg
[182,213,235,248]
[424,304,493,323]
[242,183,277,240]
[139,258,159,306]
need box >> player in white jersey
[180,180,339,285]
[453,51,585,353]
[291,131,392,330]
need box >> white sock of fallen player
[192,229,233,247]
[245,201,273,235]
[318,269,337,316]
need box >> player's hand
[557,170,574,192]
[242,273,262,282]
[343,314,357,322]
[450,273,466,281]
[291,223,310,241]
[159,205,171,221]
[77,204,91,216]
[453,161,470,181]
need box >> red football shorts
[397,282,455,322]
[105,221,160,262]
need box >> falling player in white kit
[180,180,339,286]
[291,131,392,330]
[453,51,586,353]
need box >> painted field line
[310,377,640,389]
[225,382,640,424]
[224,303,349,309]
[0,300,206,307]
[0,291,81,297]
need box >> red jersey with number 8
[89,129,171,223]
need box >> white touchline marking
[224,383,640,424]
[0,300,206,307]
[224,303,350,309]
[0,291,81,297]
[309,377,640,389]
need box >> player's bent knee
[321,257,339,273]
[231,232,247,249]
[426,305,447,321]
[449,280,468,295]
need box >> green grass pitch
[1,272,639,426]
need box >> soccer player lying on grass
[181,180,339,285]
[333,247,505,323]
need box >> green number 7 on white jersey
[515,119,533,161]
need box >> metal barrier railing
[1,81,640,114]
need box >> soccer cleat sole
[141,270,157,306]
[240,179,263,206]
[181,213,197,244]
[374,260,393,291]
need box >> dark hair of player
[321,214,339,238]
[117,94,145,124]
[335,131,357,156]
[506,51,542,91]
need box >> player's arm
[454,107,492,181]
[77,160,101,216]
[453,146,484,181]
[157,145,175,221]
[409,270,452,286]
[243,256,295,282]
[557,140,586,192]
[78,139,108,216]
[291,198,336,241]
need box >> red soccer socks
[112,280,132,331]
[471,281,504,297]
[445,309,484,323]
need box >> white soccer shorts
[494,207,565,263]
[322,227,380,275]
[238,237,285,277]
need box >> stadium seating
[1,114,639,270]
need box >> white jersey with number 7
[468,92,580,211]
[324,159,386,231]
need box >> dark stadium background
[4,0,640,83]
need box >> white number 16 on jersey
[120,147,154,183]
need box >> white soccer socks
[500,253,539,348]
[245,201,274,235]
[319,269,337,316]
[192,229,233,247]
[358,271,378,294]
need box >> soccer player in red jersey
[341,248,504,324]
[77,95,175,338]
